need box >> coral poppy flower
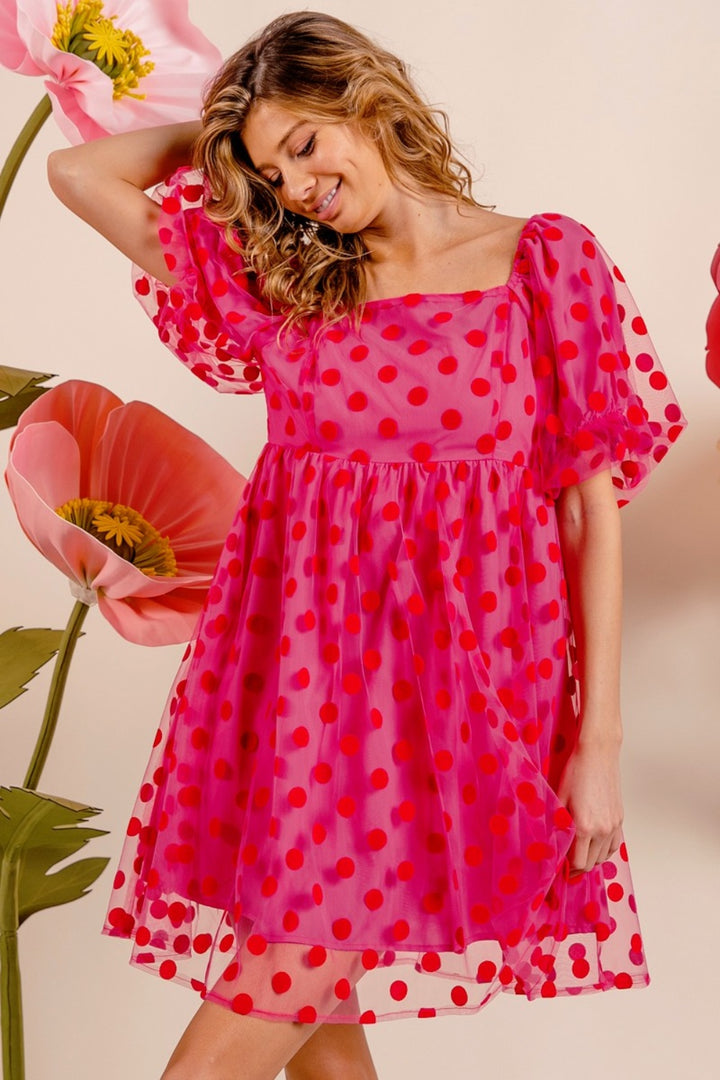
[0,1,221,143]
[5,380,247,646]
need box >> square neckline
[360,214,539,310]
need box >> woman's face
[241,99,393,234]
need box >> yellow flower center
[52,2,154,100]
[56,498,177,577]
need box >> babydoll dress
[104,167,686,1024]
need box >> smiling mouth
[313,182,340,215]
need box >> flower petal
[8,456,212,598]
[7,417,214,597]
[90,401,246,573]
[13,380,123,494]
[97,587,206,646]
[6,420,80,509]
[6,458,108,587]
[109,0,221,73]
[45,79,107,143]
[14,0,63,72]
[0,2,42,73]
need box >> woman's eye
[269,175,283,188]
[298,134,316,157]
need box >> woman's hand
[557,731,624,877]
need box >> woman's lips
[314,180,341,221]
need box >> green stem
[0,95,52,226]
[0,796,51,1080]
[0,930,24,1080]
[23,601,89,791]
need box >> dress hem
[108,936,650,1023]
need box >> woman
[48,11,684,1080]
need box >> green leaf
[0,628,66,710]
[0,366,55,429]
[0,787,109,930]
[0,365,55,399]
[0,386,49,430]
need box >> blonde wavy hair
[193,11,485,332]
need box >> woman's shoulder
[512,211,614,289]
[517,211,604,257]
[466,209,600,288]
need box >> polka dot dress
[104,168,686,1023]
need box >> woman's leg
[284,997,379,1080]
[160,954,376,1080]
[160,1001,320,1080]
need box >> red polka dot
[558,340,579,360]
[271,971,292,994]
[232,994,254,1014]
[466,329,487,347]
[441,408,462,429]
[319,420,339,440]
[477,960,497,981]
[364,888,384,910]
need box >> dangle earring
[297,217,319,246]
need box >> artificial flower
[0,0,221,143]
[6,379,247,645]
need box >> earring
[297,217,319,246]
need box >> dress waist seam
[263,441,532,473]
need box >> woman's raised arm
[47,120,202,285]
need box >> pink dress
[104,168,686,1023]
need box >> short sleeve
[132,166,280,394]
[523,213,687,506]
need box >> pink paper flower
[0,0,221,143]
[6,380,247,646]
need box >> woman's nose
[283,163,316,208]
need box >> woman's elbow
[557,470,620,542]
[47,147,84,205]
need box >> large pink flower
[6,380,247,646]
[0,0,221,143]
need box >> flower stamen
[56,497,177,577]
[51,2,154,101]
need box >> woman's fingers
[567,823,624,877]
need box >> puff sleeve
[132,166,280,394]
[524,213,686,505]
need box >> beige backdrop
[1,1,718,1078]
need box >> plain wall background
[1,1,718,1077]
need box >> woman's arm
[555,467,625,877]
[46,121,201,284]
